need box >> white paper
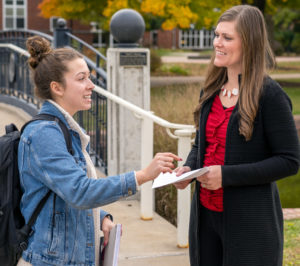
[102,224,122,266]
[152,167,209,189]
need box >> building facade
[0,0,98,45]
[0,0,213,50]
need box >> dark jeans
[199,204,224,266]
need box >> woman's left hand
[197,165,222,190]
[101,216,115,246]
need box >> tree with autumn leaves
[39,0,297,31]
[39,0,300,53]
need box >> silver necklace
[221,85,239,99]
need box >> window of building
[3,0,27,30]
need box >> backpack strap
[21,114,74,155]
[17,190,52,238]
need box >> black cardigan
[185,77,300,266]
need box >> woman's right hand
[173,166,191,189]
[136,152,182,185]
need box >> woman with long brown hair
[175,5,299,266]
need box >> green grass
[160,65,190,76]
[283,219,300,265]
[272,61,300,74]
[282,87,300,115]
[277,172,300,208]
[153,62,208,76]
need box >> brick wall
[0,0,93,43]
[142,29,180,49]
[142,31,151,47]
[157,30,173,49]
[28,0,50,33]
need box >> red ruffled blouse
[200,95,234,212]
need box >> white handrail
[93,85,195,131]
[0,43,30,57]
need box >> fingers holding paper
[175,166,191,176]
[173,166,191,189]
[136,152,182,185]
[197,165,222,190]
[101,216,115,246]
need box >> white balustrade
[94,85,195,247]
[175,129,193,248]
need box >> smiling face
[54,58,94,116]
[213,21,243,74]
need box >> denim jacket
[18,101,137,265]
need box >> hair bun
[26,36,52,69]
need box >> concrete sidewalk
[101,200,189,266]
[0,103,31,135]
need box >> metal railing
[0,41,108,173]
[0,29,53,49]
[0,43,39,109]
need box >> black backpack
[0,114,73,266]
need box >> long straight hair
[194,5,275,141]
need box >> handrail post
[53,18,70,48]
[175,129,193,248]
[140,115,154,220]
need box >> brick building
[0,0,99,45]
[0,0,212,50]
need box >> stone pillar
[107,9,150,176]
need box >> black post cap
[110,9,145,48]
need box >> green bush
[273,8,300,54]
[169,65,189,75]
[291,33,300,54]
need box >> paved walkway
[1,101,299,266]
[151,73,300,87]
[161,54,300,64]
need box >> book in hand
[152,167,209,189]
[100,224,122,266]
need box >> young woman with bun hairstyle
[17,36,180,266]
[174,5,299,266]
